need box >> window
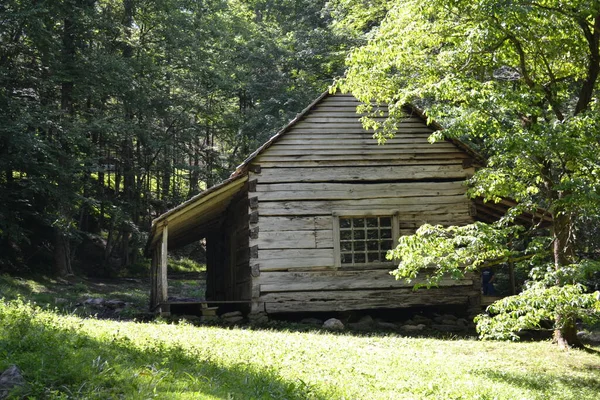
[334,213,399,268]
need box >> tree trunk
[553,315,583,349]
[551,211,582,348]
[53,229,73,277]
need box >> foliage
[0,0,350,275]
[476,282,600,341]
[1,297,599,399]
[389,222,523,287]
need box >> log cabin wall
[247,93,479,314]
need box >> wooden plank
[258,216,332,231]
[259,248,334,260]
[276,137,442,145]
[159,224,168,303]
[293,122,430,129]
[255,181,467,201]
[255,153,470,163]
[251,230,333,250]
[262,288,474,313]
[266,143,458,151]
[255,159,469,168]
[254,255,335,271]
[288,128,433,134]
[258,270,474,292]
[258,199,471,217]
[256,166,473,183]
[261,148,467,157]
[297,116,423,124]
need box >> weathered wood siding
[248,93,478,314]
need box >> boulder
[323,318,344,330]
[0,365,25,399]
[401,324,426,332]
[456,318,469,328]
[83,298,105,307]
[377,321,399,330]
[221,311,243,319]
[104,300,127,309]
[412,315,433,325]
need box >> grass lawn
[1,275,599,399]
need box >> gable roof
[231,90,484,178]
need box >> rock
[248,313,269,324]
[377,321,398,330]
[442,314,458,321]
[222,316,244,324]
[441,318,458,325]
[84,298,105,307]
[221,311,243,319]
[323,318,344,330]
[179,315,201,322]
[401,324,426,332]
[432,324,468,333]
[456,318,469,328]
[578,331,600,343]
[357,315,374,325]
[104,300,127,309]
[0,365,25,399]
[412,315,433,325]
[348,315,374,330]
[300,318,323,325]
[54,298,68,305]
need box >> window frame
[332,211,400,270]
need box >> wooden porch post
[158,222,169,315]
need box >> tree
[339,0,600,348]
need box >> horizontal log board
[260,148,466,157]
[257,200,471,217]
[255,159,468,168]
[255,182,467,201]
[253,166,473,183]
[293,116,423,124]
[268,143,459,151]
[258,270,473,292]
[257,216,332,231]
[251,230,333,250]
[275,137,447,145]
[262,289,473,313]
[255,153,470,164]
[293,122,430,130]
[264,296,470,313]
[254,256,335,271]
[260,286,475,303]
[286,128,434,134]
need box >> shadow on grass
[0,303,331,399]
[477,368,600,394]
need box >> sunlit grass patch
[168,257,206,274]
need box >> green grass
[0,274,150,318]
[0,299,599,399]
[168,257,206,274]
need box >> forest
[0,0,366,276]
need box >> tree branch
[575,14,600,115]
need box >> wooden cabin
[147,92,546,318]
